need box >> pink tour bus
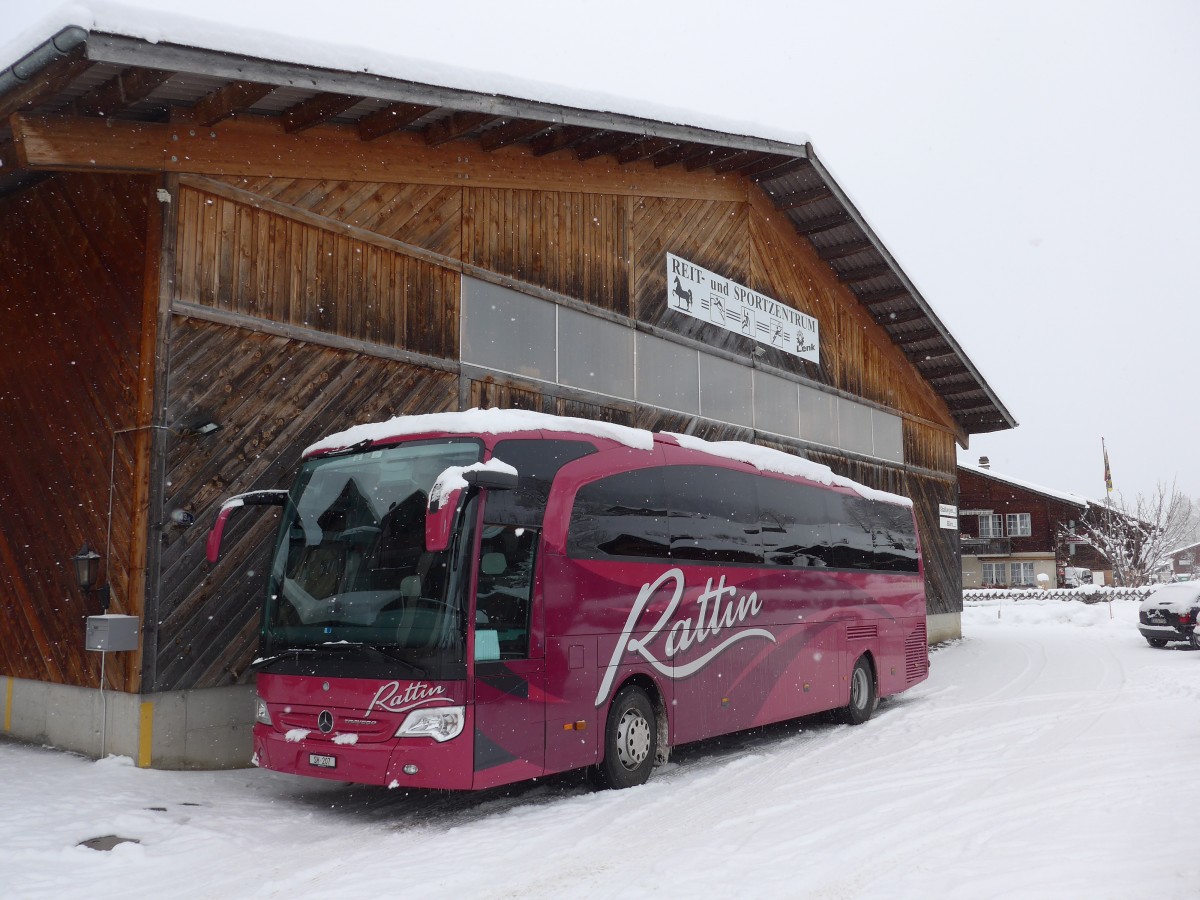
[208,408,929,790]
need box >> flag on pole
[1102,437,1113,493]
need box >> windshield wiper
[342,642,428,678]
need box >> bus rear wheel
[840,655,878,726]
[592,685,657,790]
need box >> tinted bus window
[567,468,669,559]
[489,439,596,527]
[827,492,876,570]
[870,502,920,572]
[757,477,833,568]
[666,466,763,565]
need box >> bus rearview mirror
[206,490,288,564]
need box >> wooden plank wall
[150,319,458,691]
[0,172,153,690]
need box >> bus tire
[840,655,878,726]
[593,685,657,790]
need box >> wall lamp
[71,542,110,611]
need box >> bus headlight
[395,706,465,742]
[255,698,273,726]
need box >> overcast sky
[2,0,1197,505]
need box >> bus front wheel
[840,655,878,726]
[593,685,657,790]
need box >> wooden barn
[0,25,1015,767]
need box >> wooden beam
[615,136,675,164]
[573,131,635,161]
[281,93,360,133]
[711,150,762,173]
[189,80,276,126]
[733,154,794,178]
[529,124,593,156]
[0,45,91,121]
[11,114,748,202]
[775,185,832,209]
[794,212,851,235]
[68,67,173,118]
[896,326,944,344]
[357,101,436,141]
[652,142,707,168]
[479,118,553,150]
[877,308,928,326]
[751,157,811,181]
[837,263,893,284]
[857,286,911,305]
[817,238,873,261]
[681,146,741,171]
[424,111,500,146]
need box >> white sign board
[940,516,959,530]
[939,503,958,518]
[666,253,819,364]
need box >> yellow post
[4,676,12,732]
[138,701,154,767]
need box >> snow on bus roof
[304,408,655,456]
[306,409,910,507]
[667,433,912,507]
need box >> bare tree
[1057,483,1194,587]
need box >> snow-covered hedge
[964,585,1154,603]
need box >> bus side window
[475,525,539,659]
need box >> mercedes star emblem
[317,710,334,734]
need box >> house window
[982,562,1007,585]
[979,515,1003,538]
[1006,513,1032,537]
[1010,562,1035,585]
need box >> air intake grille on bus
[846,624,877,641]
[905,623,929,682]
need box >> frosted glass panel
[636,333,699,413]
[798,385,838,447]
[838,398,873,456]
[558,306,634,398]
[699,354,753,426]
[753,371,799,437]
[461,277,556,381]
[873,409,904,463]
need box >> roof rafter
[188,80,276,126]
[68,67,173,118]
[479,118,554,150]
[358,101,436,141]
[281,92,360,133]
[423,111,500,146]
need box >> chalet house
[958,461,1110,588]
[0,23,1014,766]
[1167,541,1200,580]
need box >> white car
[1138,582,1200,648]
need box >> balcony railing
[960,537,1011,556]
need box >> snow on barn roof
[308,408,912,507]
[958,461,1096,509]
[0,4,1016,438]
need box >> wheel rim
[615,707,651,770]
[850,666,870,710]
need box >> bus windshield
[262,439,482,661]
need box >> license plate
[309,754,337,769]
[1148,614,1165,624]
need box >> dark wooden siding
[149,318,458,691]
[463,188,630,316]
[0,172,153,690]
[175,184,459,359]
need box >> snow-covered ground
[4,598,1198,899]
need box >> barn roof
[0,26,1017,438]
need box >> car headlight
[255,697,273,726]
[395,706,465,742]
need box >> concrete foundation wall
[927,611,962,644]
[1,675,254,769]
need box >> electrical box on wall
[85,614,139,652]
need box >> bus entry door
[471,525,545,788]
